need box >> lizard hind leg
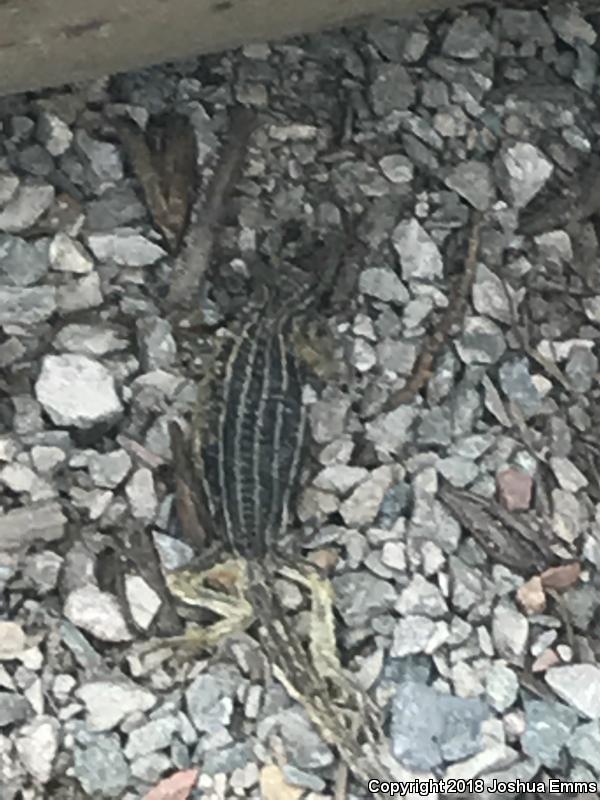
[158,557,255,655]
[281,564,385,744]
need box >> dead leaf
[116,114,196,254]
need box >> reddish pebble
[143,769,199,800]
[531,648,560,672]
[540,562,581,591]
[497,468,533,511]
[517,575,546,615]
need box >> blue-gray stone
[391,681,488,769]
[73,732,130,798]
[521,699,578,767]
[376,481,412,529]
[499,359,542,418]
[201,741,253,776]
[568,721,600,774]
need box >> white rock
[313,465,369,494]
[0,182,54,232]
[35,354,123,428]
[502,143,553,209]
[49,233,93,273]
[126,468,158,522]
[340,466,393,527]
[392,218,443,281]
[546,664,600,719]
[359,267,408,304]
[16,716,59,783]
[87,229,166,266]
[77,679,157,731]
[366,405,417,457]
[125,574,161,630]
[0,172,19,206]
[64,585,132,642]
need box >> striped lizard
[163,263,393,791]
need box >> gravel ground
[2,3,600,799]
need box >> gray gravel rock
[53,324,129,356]
[87,229,166,266]
[0,235,49,286]
[0,172,19,206]
[124,716,179,759]
[568,720,600,773]
[391,615,437,657]
[309,388,351,443]
[354,342,380,384]
[437,456,478,487]
[370,64,415,115]
[137,316,177,369]
[15,716,59,784]
[64,586,132,642]
[501,143,553,209]
[339,466,393,527]
[56,272,103,311]
[492,603,528,664]
[0,692,31,726]
[393,218,443,281]
[456,316,506,364]
[124,574,161,630]
[366,405,417,456]
[270,707,334,770]
[313,465,368,494]
[396,574,448,618]
[391,681,488,769]
[186,668,240,734]
[77,680,157,732]
[442,15,495,58]
[73,731,130,798]
[550,456,588,493]
[445,161,495,210]
[359,267,408,304]
[76,130,124,183]
[471,263,513,323]
[0,286,57,325]
[125,468,158,522]
[550,4,596,46]
[0,182,54,232]
[485,662,519,713]
[418,406,452,446]
[0,501,66,552]
[202,741,253,776]
[546,664,600,719]
[521,699,578,767]
[130,752,172,783]
[566,344,597,393]
[86,450,132,488]
[332,571,396,627]
[35,354,123,428]
[499,359,542,418]
[379,154,413,184]
[49,233,94,274]
[22,550,63,593]
[86,185,146,230]
[450,557,488,613]
[36,112,73,156]
[376,338,417,374]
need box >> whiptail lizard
[164,263,393,792]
